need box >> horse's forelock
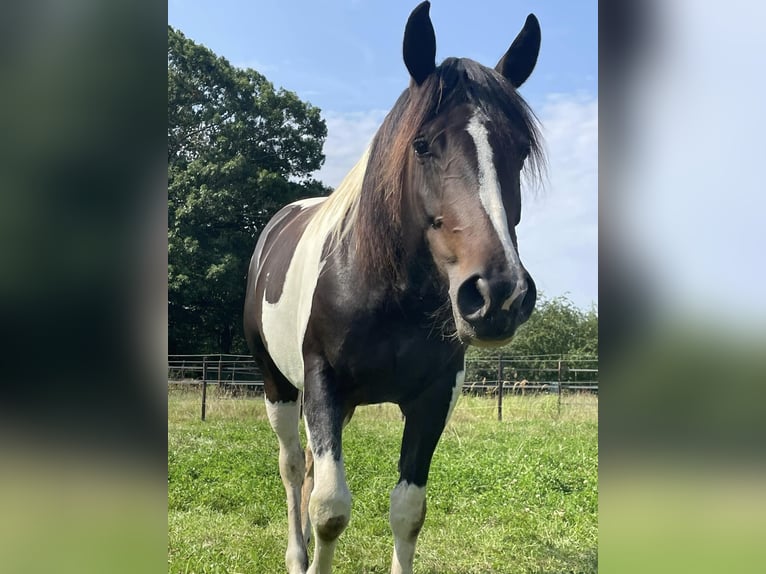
[351,58,546,284]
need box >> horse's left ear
[403,1,436,86]
[495,14,541,88]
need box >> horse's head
[400,2,543,347]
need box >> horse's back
[244,196,328,389]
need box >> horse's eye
[430,216,444,230]
[413,138,430,157]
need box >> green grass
[168,389,597,573]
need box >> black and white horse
[244,3,544,572]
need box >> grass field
[168,389,597,574]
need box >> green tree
[506,295,597,357]
[168,26,330,354]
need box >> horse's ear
[495,14,541,88]
[403,1,436,86]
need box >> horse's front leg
[265,395,308,574]
[390,366,465,574]
[303,357,352,574]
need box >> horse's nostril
[457,275,490,319]
[518,274,537,321]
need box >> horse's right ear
[403,1,436,86]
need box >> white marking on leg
[306,448,351,574]
[390,481,426,574]
[445,366,466,426]
[303,420,314,543]
[265,398,307,574]
[466,110,526,309]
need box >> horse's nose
[507,272,536,324]
[456,270,536,339]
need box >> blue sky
[169,1,598,310]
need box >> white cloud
[518,93,598,310]
[312,94,599,310]
[313,109,388,188]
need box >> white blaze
[466,110,526,309]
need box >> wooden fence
[168,353,598,421]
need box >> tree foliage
[168,26,330,353]
[505,294,597,358]
[466,294,598,381]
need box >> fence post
[201,357,208,421]
[217,355,223,387]
[556,358,565,416]
[497,356,504,421]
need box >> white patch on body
[466,110,526,310]
[260,197,329,389]
[389,481,427,574]
[260,150,369,390]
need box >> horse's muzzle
[455,270,536,344]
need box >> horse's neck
[334,224,441,306]
[393,243,448,312]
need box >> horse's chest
[323,320,459,403]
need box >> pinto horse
[244,3,544,572]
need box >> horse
[243,3,544,572]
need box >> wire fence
[168,353,598,421]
